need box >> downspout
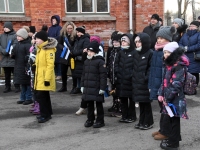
[129,0,133,34]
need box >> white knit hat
[163,42,179,53]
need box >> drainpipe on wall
[129,0,133,34]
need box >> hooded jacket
[132,33,153,102]
[143,22,160,49]
[81,54,107,102]
[179,29,200,73]
[158,47,189,119]
[34,38,57,91]
[10,38,32,85]
[115,33,136,97]
[0,30,18,67]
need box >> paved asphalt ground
[0,78,200,150]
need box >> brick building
[0,0,164,46]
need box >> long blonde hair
[60,21,76,41]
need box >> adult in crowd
[143,14,161,49]
[0,21,19,93]
[57,21,77,92]
[172,18,188,43]
[47,15,62,80]
[179,21,200,86]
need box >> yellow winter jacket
[34,38,57,91]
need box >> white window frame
[65,0,110,14]
[0,0,24,13]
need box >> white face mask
[136,47,142,51]
[87,55,93,59]
[121,45,130,49]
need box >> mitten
[99,90,105,95]
[81,87,84,93]
[44,81,50,86]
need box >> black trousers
[61,64,77,88]
[87,101,104,123]
[138,102,154,125]
[168,117,181,145]
[3,67,19,88]
[35,91,53,118]
[120,97,136,119]
[80,99,87,108]
[191,73,199,85]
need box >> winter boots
[29,101,40,115]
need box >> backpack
[183,72,197,95]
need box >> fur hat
[190,21,199,28]
[156,26,176,42]
[76,26,85,34]
[121,35,130,44]
[29,26,36,33]
[35,30,48,42]
[163,42,179,53]
[4,22,13,30]
[87,41,100,54]
[173,18,184,27]
[16,28,28,39]
[151,14,159,21]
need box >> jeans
[20,84,32,101]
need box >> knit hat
[151,14,159,21]
[35,30,48,42]
[16,28,28,39]
[173,18,184,27]
[121,36,130,44]
[163,42,179,53]
[112,34,121,42]
[90,35,100,44]
[156,26,176,42]
[76,26,85,34]
[29,26,36,33]
[190,21,199,28]
[87,41,100,54]
[4,22,13,30]
[22,26,30,33]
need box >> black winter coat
[81,55,107,102]
[72,34,90,78]
[143,23,160,49]
[172,25,188,43]
[132,33,153,102]
[11,38,31,85]
[115,34,136,97]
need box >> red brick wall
[0,0,164,46]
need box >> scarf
[154,42,169,51]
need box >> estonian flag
[60,38,70,65]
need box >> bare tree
[192,0,196,20]
[177,0,191,20]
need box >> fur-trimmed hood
[177,24,188,34]
[164,47,189,67]
[38,37,58,50]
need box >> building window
[66,0,109,14]
[0,0,24,13]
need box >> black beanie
[151,14,159,21]
[190,21,199,28]
[76,26,85,34]
[4,22,13,30]
[112,34,121,42]
[35,30,48,42]
[87,41,100,54]
[29,26,36,33]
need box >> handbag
[194,52,200,61]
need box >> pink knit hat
[163,42,179,53]
[90,35,100,44]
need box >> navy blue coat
[148,48,163,100]
[179,30,200,73]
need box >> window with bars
[66,0,109,14]
[0,0,24,13]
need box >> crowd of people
[0,13,200,150]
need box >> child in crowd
[132,33,154,130]
[34,31,57,123]
[107,33,122,117]
[81,41,107,128]
[148,26,176,140]
[158,42,189,150]
[10,28,32,105]
[115,34,137,123]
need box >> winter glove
[99,90,105,95]
[44,81,50,86]
[158,96,164,102]
[81,87,84,93]
[29,53,36,64]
